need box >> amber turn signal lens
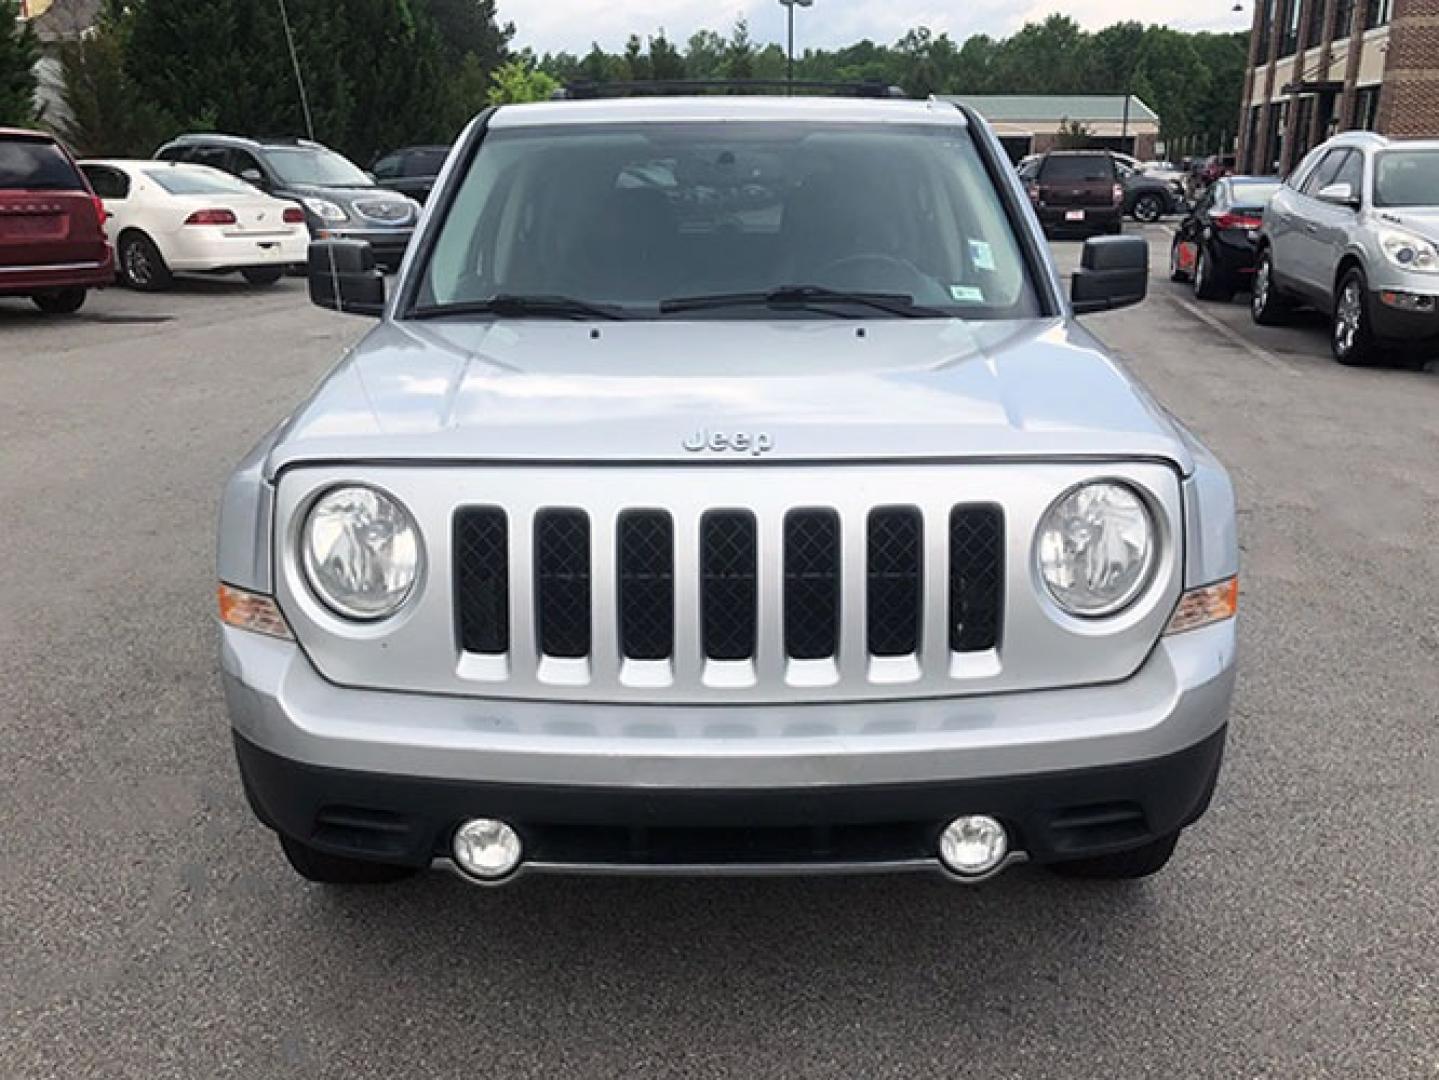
[1165,577,1238,635]
[218,584,293,640]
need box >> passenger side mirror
[309,240,385,317]
[1071,235,1149,315]
[239,167,268,189]
[1317,182,1359,209]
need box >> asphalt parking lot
[2,227,1436,1079]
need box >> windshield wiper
[410,295,628,321]
[660,285,943,318]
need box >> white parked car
[78,159,309,291]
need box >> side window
[190,146,232,174]
[372,154,402,180]
[1331,149,1364,200]
[1301,150,1347,196]
[155,145,189,163]
[228,148,268,185]
[81,165,131,200]
[407,149,449,177]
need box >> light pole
[779,0,814,91]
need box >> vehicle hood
[286,181,409,206]
[267,318,1192,473]
[1375,207,1439,240]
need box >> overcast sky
[501,1,1246,56]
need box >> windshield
[264,147,371,187]
[145,166,256,196]
[1374,151,1439,209]
[416,122,1040,320]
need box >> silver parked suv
[1253,131,1439,366]
[218,90,1239,888]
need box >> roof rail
[553,79,907,101]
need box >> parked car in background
[1024,150,1124,237]
[1169,176,1281,301]
[154,134,419,271]
[370,145,451,204]
[1116,160,1182,223]
[80,160,309,291]
[0,128,113,315]
[1253,132,1439,366]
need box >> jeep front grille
[453,500,1002,688]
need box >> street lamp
[779,0,814,90]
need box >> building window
[1292,96,1316,166]
[1281,0,1303,55]
[1244,105,1263,173]
[1266,102,1289,174]
[1364,0,1392,29]
[1333,0,1357,39]
[1352,85,1381,130]
[1258,0,1278,56]
[1305,0,1327,49]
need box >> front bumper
[223,620,1235,873]
[1368,288,1439,344]
[312,226,412,264]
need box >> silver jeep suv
[218,93,1238,887]
[1253,131,1439,365]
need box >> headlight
[1036,482,1156,617]
[302,196,348,223]
[301,486,421,620]
[1379,229,1439,274]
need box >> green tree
[0,0,40,125]
[486,58,557,104]
[1056,117,1095,149]
[648,31,685,80]
[424,0,512,68]
[621,34,649,81]
[579,42,616,82]
[721,19,755,80]
[53,9,177,156]
[684,29,725,79]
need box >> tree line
[0,1,1247,163]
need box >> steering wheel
[810,253,928,294]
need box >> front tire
[1132,193,1164,223]
[31,287,87,315]
[1332,268,1383,367]
[1048,831,1180,880]
[278,834,418,885]
[1250,248,1291,325]
[242,266,285,286]
[118,232,172,292]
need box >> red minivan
[1,128,114,314]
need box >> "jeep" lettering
[682,429,775,456]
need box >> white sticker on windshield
[968,240,996,272]
[950,285,986,303]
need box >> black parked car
[371,145,451,204]
[1115,161,1183,223]
[154,134,419,270]
[1169,176,1282,301]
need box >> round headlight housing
[301,485,421,621]
[1036,482,1156,618]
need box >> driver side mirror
[1317,181,1360,209]
[1071,235,1149,314]
[309,240,385,317]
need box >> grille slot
[867,508,923,657]
[784,510,840,660]
[454,508,509,654]
[950,506,1004,653]
[619,511,674,661]
[701,511,758,661]
[535,509,591,659]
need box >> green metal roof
[943,95,1160,124]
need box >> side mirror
[239,167,268,189]
[1071,234,1149,315]
[309,240,385,317]
[1317,182,1359,208]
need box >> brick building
[1238,0,1439,175]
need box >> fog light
[452,819,522,880]
[939,815,1009,877]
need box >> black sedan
[1168,176,1282,302]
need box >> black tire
[1193,244,1234,302]
[1250,248,1292,326]
[241,266,285,286]
[31,287,87,315]
[1132,193,1164,223]
[1169,238,1193,283]
[1332,267,1384,367]
[1048,831,1181,880]
[118,231,173,292]
[278,834,418,885]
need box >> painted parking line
[1167,294,1302,377]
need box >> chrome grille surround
[352,199,414,225]
[273,462,1184,705]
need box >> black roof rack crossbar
[554,79,906,101]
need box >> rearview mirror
[1317,181,1359,208]
[1071,235,1148,315]
[309,240,385,317]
